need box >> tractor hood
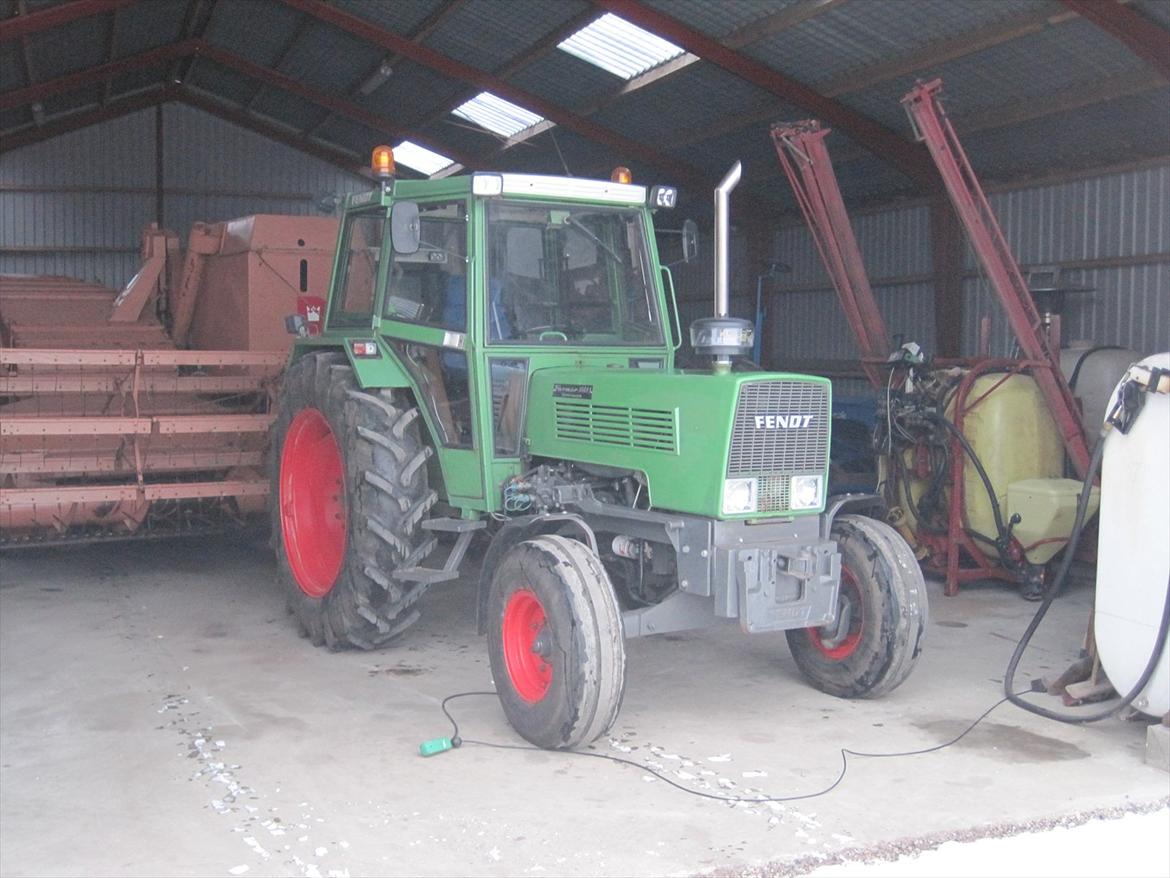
[524,367,832,519]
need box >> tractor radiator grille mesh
[554,401,677,452]
[728,380,829,512]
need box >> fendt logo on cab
[754,414,814,430]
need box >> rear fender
[289,340,411,389]
[343,338,411,389]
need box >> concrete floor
[1,535,1166,877]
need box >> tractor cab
[311,154,684,511]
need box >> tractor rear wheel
[271,352,437,650]
[487,535,626,749]
[786,514,927,698]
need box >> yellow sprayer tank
[948,373,1063,548]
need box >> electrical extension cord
[418,689,1030,805]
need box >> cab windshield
[485,201,664,346]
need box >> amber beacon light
[372,145,395,179]
[610,166,632,184]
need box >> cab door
[378,199,485,505]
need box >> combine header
[0,215,336,547]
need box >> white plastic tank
[1094,352,1169,717]
[1059,341,1142,443]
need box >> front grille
[554,401,677,452]
[728,380,829,512]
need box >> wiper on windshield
[564,214,625,265]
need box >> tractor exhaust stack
[690,161,754,372]
[714,160,741,318]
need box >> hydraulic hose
[926,413,1012,550]
[1003,430,1170,723]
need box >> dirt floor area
[1,534,1166,877]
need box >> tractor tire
[270,351,438,650]
[487,535,626,750]
[786,514,928,698]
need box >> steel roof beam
[278,0,722,193]
[170,0,218,84]
[409,6,602,134]
[1,38,480,169]
[1061,0,1170,79]
[192,43,482,168]
[245,14,319,111]
[0,82,365,175]
[0,40,199,111]
[656,6,1086,155]
[591,0,935,187]
[487,1,843,160]
[174,87,364,175]
[0,85,174,153]
[719,0,846,49]
[304,0,469,138]
[0,0,129,41]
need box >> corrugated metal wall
[769,163,1170,368]
[968,164,1169,357]
[0,103,366,289]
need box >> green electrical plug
[418,735,462,757]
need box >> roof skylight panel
[393,140,454,176]
[452,92,545,138]
[558,13,685,80]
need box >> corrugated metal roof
[186,61,261,108]
[640,0,803,40]
[335,0,450,37]
[840,17,1158,134]
[591,62,773,144]
[744,0,1048,90]
[203,0,303,69]
[111,0,188,58]
[356,62,465,129]
[1134,0,1170,28]
[274,22,382,92]
[26,15,109,81]
[423,0,592,76]
[0,41,26,91]
[505,51,623,114]
[2,0,1167,213]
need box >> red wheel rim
[279,408,346,598]
[808,565,864,660]
[502,589,553,702]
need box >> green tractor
[273,154,927,749]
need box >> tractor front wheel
[786,514,928,698]
[271,352,437,650]
[487,535,626,749]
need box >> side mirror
[390,201,420,254]
[681,218,698,263]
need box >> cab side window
[328,212,385,327]
[383,201,468,331]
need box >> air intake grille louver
[728,380,830,512]
[554,401,677,452]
